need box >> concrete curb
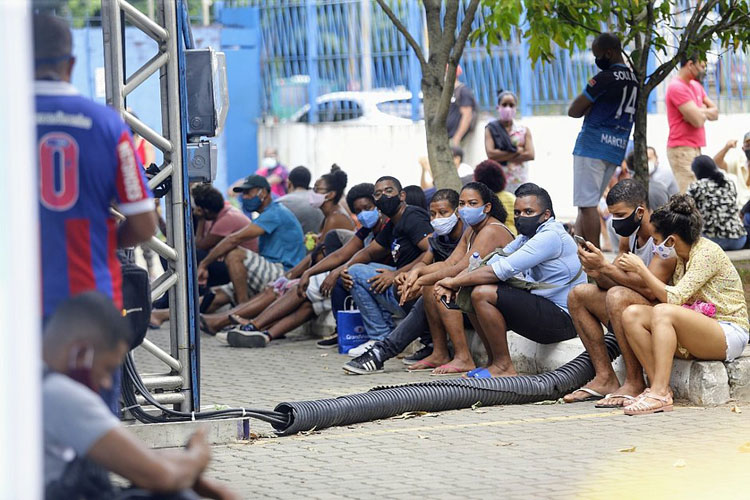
[126,417,251,449]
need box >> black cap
[233,174,270,193]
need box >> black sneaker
[343,349,384,375]
[402,344,434,366]
[316,333,338,349]
[227,329,270,348]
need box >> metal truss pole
[102,0,196,412]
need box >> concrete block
[669,359,693,400]
[689,361,730,405]
[126,417,250,449]
[726,357,750,401]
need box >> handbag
[336,297,369,354]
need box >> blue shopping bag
[336,297,369,354]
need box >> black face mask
[514,213,545,238]
[595,57,611,71]
[612,208,642,237]
[744,149,750,161]
[376,194,402,218]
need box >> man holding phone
[563,180,677,406]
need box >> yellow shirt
[666,237,749,331]
[497,191,517,235]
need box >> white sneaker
[347,340,377,357]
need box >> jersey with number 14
[35,81,153,318]
[573,63,638,165]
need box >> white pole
[0,0,42,498]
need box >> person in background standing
[568,32,637,249]
[256,147,289,198]
[484,90,535,194]
[446,65,477,148]
[665,53,718,193]
[34,14,157,414]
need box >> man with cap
[34,14,156,413]
[197,174,305,306]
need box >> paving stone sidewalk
[135,326,750,499]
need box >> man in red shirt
[665,53,718,193]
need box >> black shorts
[494,283,577,344]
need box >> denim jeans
[373,296,431,360]
[348,263,405,341]
[708,235,747,251]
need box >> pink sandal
[623,389,673,416]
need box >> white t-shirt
[628,233,654,266]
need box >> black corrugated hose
[271,334,621,435]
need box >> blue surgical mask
[357,209,380,229]
[431,213,458,235]
[458,205,487,226]
[242,196,263,215]
[653,236,676,260]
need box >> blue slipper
[468,368,493,379]
[465,368,484,378]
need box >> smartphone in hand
[574,235,592,252]
[440,295,461,310]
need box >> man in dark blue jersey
[34,14,156,413]
[569,33,638,248]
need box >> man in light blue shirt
[435,183,586,378]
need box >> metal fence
[218,0,750,119]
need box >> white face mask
[262,157,276,169]
[431,213,459,235]
[648,160,657,175]
[308,190,327,208]
[652,236,676,260]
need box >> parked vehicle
[289,89,423,125]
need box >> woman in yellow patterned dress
[617,194,749,415]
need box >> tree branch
[374,0,427,69]
[558,8,601,35]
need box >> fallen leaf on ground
[417,435,429,439]
[320,353,328,357]
[391,411,429,420]
[673,459,687,468]
[617,446,636,453]
[738,442,750,453]
[732,405,742,413]
[533,399,564,405]
[495,441,515,447]
[471,401,483,410]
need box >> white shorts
[573,155,618,208]
[305,271,332,316]
[720,321,749,361]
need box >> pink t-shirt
[666,78,707,148]
[203,203,258,252]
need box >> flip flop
[430,363,473,376]
[407,360,440,372]
[466,368,492,379]
[199,315,216,336]
[564,387,605,403]
[595,393,638,408]
[464,367,484,378]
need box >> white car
[289,90,423,125]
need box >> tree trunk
[422,72,462,192]
[632,82,650,190]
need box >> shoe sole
[342,364,383,375]
[316,342,338,349]
[227,331,267,348]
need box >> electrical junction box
[187,140,217,182]
[185,48,229,138]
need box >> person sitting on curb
[342,176,434,357]
[42,292,236,499]
[562,179,677,405]
[199,168,353,331]
[216,184,384,348]
[618,195,749,415]
[342,188,462,374]
[198,175,305,307]
[434,183,587,378]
